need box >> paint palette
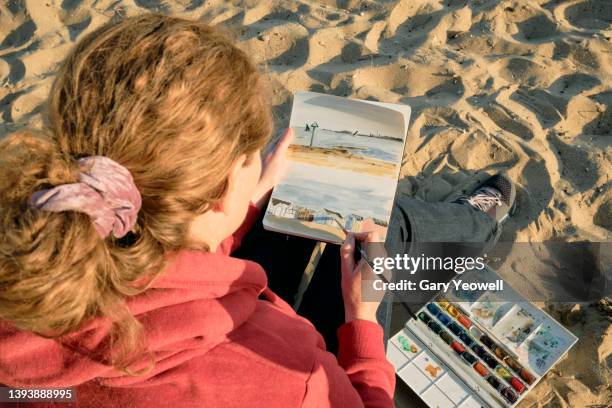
[491,305,541,349]
[388,268,578,408]
[388,329,486,407]
[515,323,576,376]
[469,292,513,330]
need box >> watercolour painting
[263,91,410,243]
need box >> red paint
[451,341,465,353]
[457,314,472,328]
[474,362,489,376]
[520,368,535,385]
[510,377,526,393]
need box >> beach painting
[264,92,410,243]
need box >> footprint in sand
[553,39,602,70]
[1,54,26,85]
[515,14,559,44]
[510,87,567,128]
[384,1,447,51]
[564,0,612,30]
[583,91,612,136]
[262,24,309,68]
[481,103,534,141]
[61,0,80,11]
[563,91,610,138]
[0,20,36,50]
[548,73,601,97]
[551,136,601,192]
[57,1,92,41]
[498,57,550,87]
[67,15,91,41]
[134,0,168,12]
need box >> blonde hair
[0,14,272,372]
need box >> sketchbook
[387,267,578,408]
[263,91,411,244]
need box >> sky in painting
[289,92,405,139]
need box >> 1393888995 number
[1,387,75,402]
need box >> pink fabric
[29,156,141,239]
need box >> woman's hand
[252,128,293,210]
[340,231,386,324]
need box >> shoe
[454,174,517,224]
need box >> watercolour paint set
[387,267,578,408]
[263,91,410,243]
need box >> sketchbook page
[360,99,411,137]
[263,91,408,243]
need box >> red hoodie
[0,205,395,407]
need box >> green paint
[397,335,417,353]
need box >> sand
[0,1,610,407]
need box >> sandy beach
[289,144,398,176]
[0,1,610,407]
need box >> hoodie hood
[0,250,268,388]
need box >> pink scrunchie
[29,156,142,239]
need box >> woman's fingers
[352,230,381,243]
[350,229,387,276]
[277,128,294,152]
[340,232,382,323]
[340,232,356,276]
[263,128,293,165]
